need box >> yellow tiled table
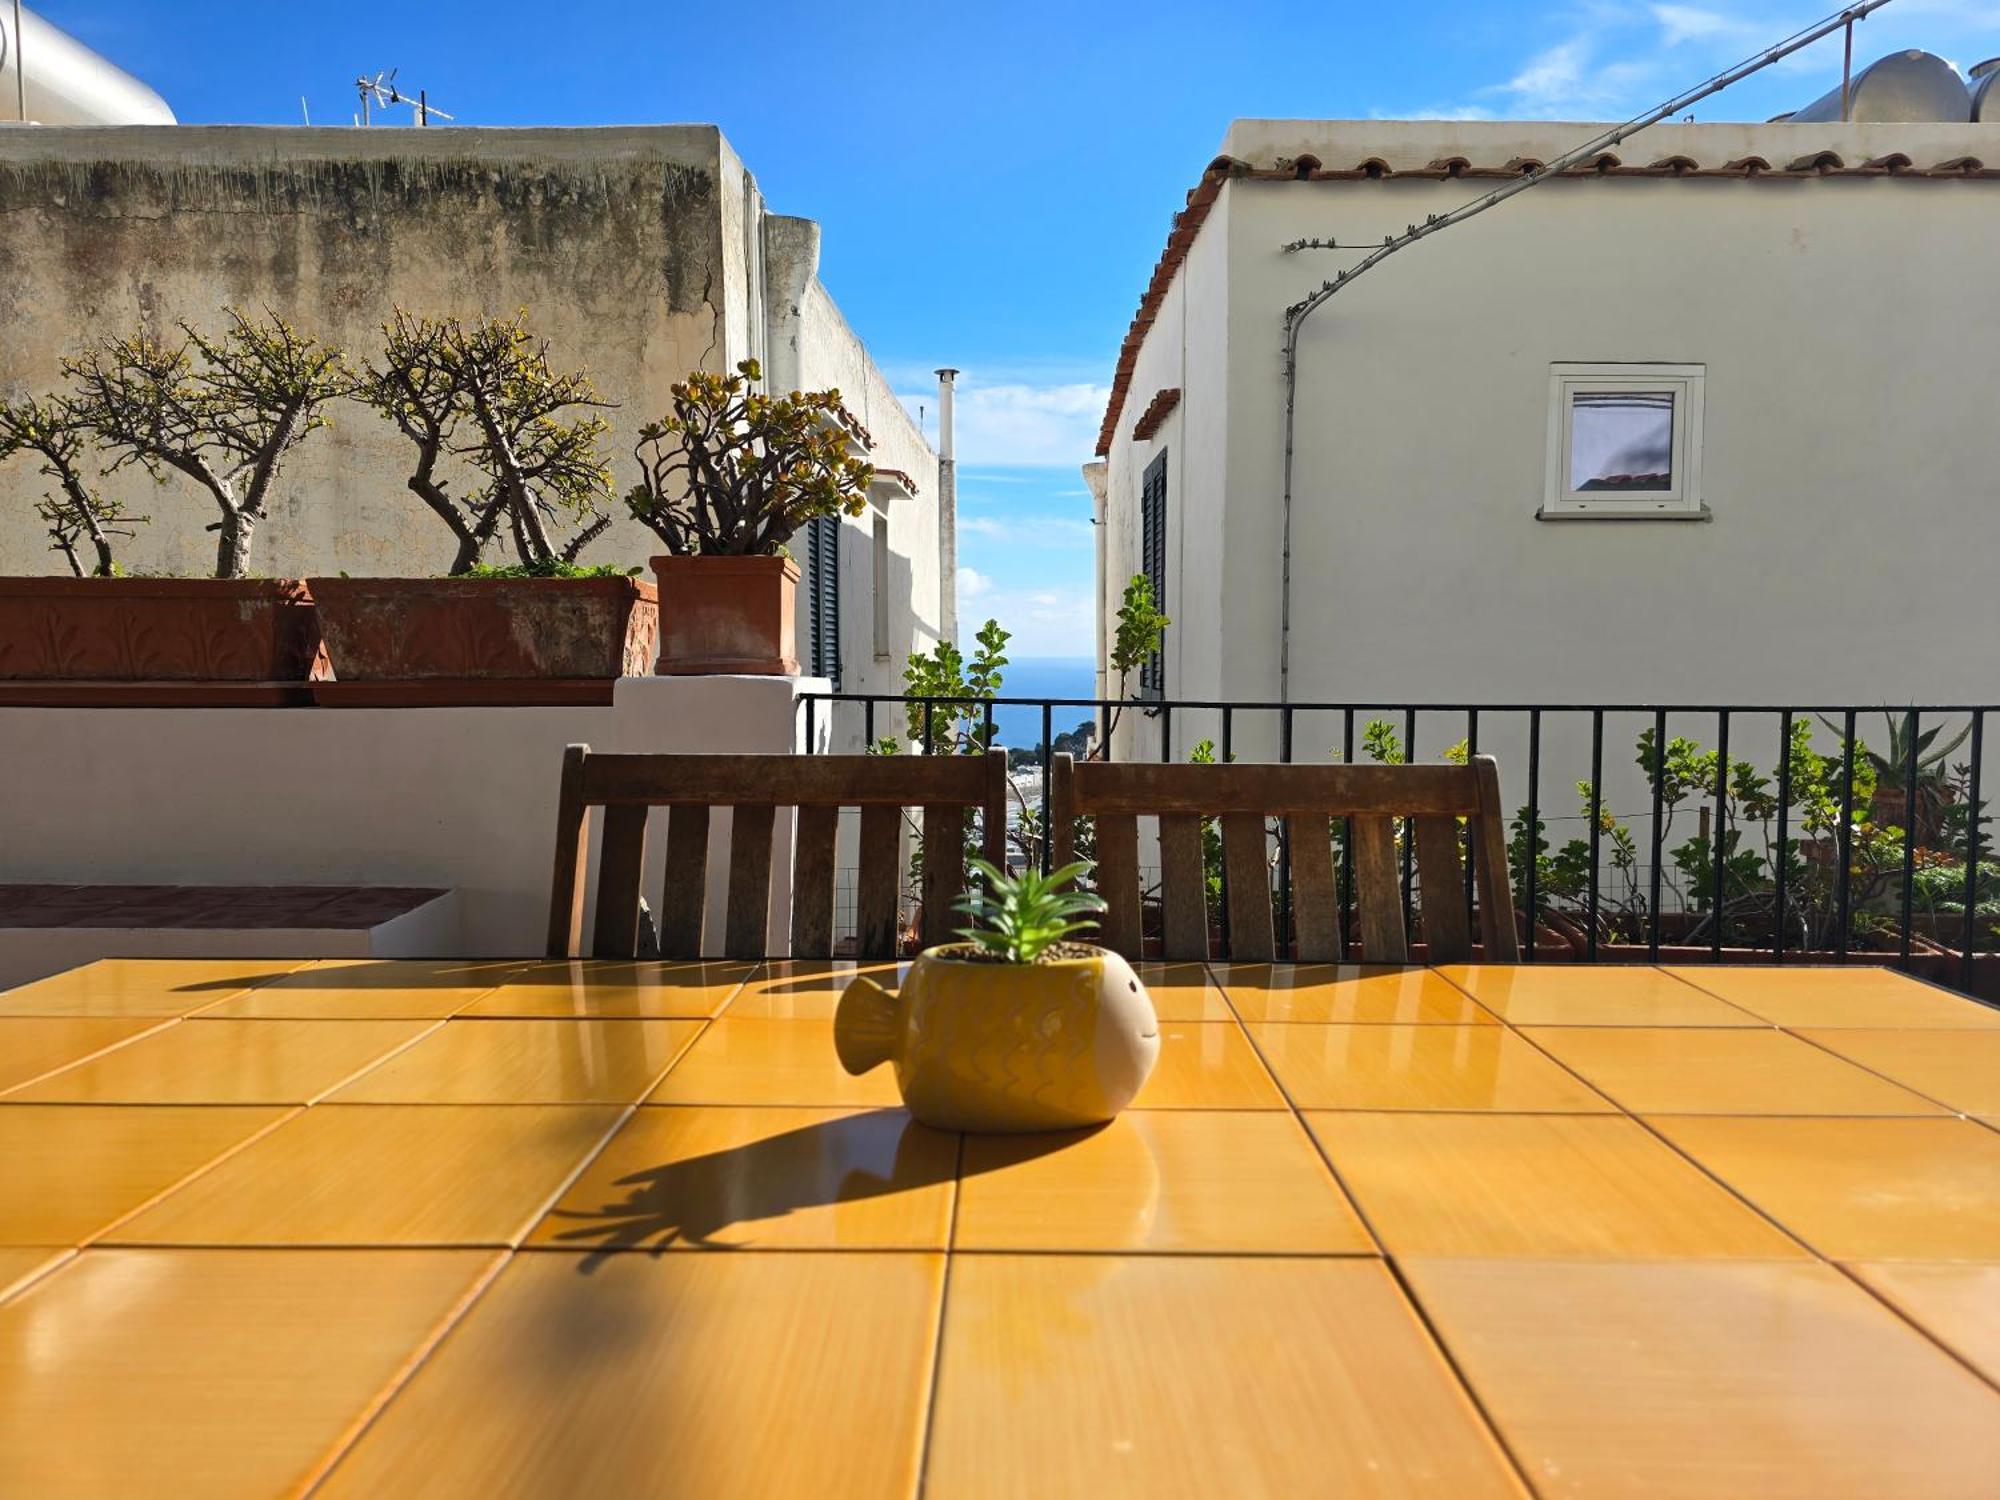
[1,956,1997,1498]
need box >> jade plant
[625,358,873,556]
[64,310,350,578]
[954,859,1107,963]
[360,310,616,573]
[0,393,147,576]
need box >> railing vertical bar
[981,700,994,752]
[1463,709,1480,929]
[1101,701,1113,763]
[1899,708,1920,966]
[1774,710,1793,964]
[1219,706,1234,959]
[1160,705,1173,764]
[1340,708,1356,955]
[1961,711,1985,996]
[1401,707,1418,938]
[1279,705,1295,958]
[921,699,935,756]
[864,698,875,748]
[1710,709,1731,960]
[1039,702,1053,876]
[1587,710,1603,963]
[804,696,816,754]
[1524,709,1541,962]
[1648,708,1667,963]
[1836,709,1857,960]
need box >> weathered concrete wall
[0,125,729,578]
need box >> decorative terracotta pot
[833,946,1160,1132]
[649,554,799,676]
[307,576,658,688]
[0,577,323,682]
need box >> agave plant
[954,859,1106,964]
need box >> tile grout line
[1216,969,1550,1500]
[293,1246,517,1499]
[1769,1026,1978,1117]
[911,1129,966,1500]
[76,1104,310,1250]
[1826,1259,2000,1398]
[0,1013,187,1099]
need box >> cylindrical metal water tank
[1786,49,1970,123]
[1970,58,2000,123]
[0,3,175,125]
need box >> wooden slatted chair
[548,746,1010,960]
[1049,753,1520,964]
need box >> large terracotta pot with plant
[308,311,652,703]
[625,359,873,676]
[834,860,1159,1132]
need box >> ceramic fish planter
[834,947,1159,1132]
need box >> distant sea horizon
[989,655,1096,752]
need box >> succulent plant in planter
[625,358,874,675]
[834,859,1160,1133]
[0,393,148,578]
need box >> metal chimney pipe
[11,0,26,121]
[936,368,959,645]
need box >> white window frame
[1542,362,1706,519]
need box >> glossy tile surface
[319,1251,943,1500]
[1310,1111,1804,1258]
[1129,1022,1285,1108]
[10,1018,433,1103]
[1651,1115,2000,1260]
[0,1016,164,1093]
[113,1105,624,1246]
[529,1106,956,1251]
[1800,1028,2000,1115]
[0,957,302,1016]
[646,1017,903,1106]
[1252,1022,1609,1111]
[462,960,751,1019]
[1525,1026,1946,1115]
[1847,1261,2000,1384]
[955,1110,1372,1253]
[197,958,524,1019]
[1403,1258,2000,1500]
[926,1255,1525,1500]
[330,1018,702,1103]
[1130,963,1235,1020]
[0,1247,495,1500]
[1217,963,1497,1024]
[1667,964,2000,1028]
[718,961,902,1019]
[1440,963,1760,1025]
[0,1246,69,1300]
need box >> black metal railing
[798,694,1998,999]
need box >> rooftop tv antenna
[355,69,453,127]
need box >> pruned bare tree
[625,358,873,556]
[64,309,350,578]
[359,310,615,572]
[0,393,148,577]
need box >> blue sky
[44,0,1998,654]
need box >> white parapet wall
[0,676,830,960]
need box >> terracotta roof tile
[1130,387,1182,442]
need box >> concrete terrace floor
[0,956,1996,1497]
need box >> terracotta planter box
[0,577,324,704]
[306,576,658,705]
[650,554,799,675]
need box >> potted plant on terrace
[625,358,872,674]
[0,312,340,701]
[833,860,1159,1132]
[310,311,657,704]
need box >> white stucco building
[1092,114,2000,761]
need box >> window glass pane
[1569,389,1674,492]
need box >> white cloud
[897,377,1110,467]
[958,514,1095,548]
[956,566,992,602]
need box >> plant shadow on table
[542,1109,1084,1271]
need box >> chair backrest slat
[1051,753,1520,964]
[1412,815,1473,964]
[592,803,651,958]
[659,804,711,956]
[789,804,839,958]
[854,802,904,960]
[548,746,1010,960]
[724,803,777,960]
[1156,813,1209,959]
[1093,812,1143,957]
[1286,814,1341,962]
